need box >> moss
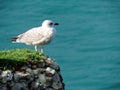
[0,49,47,70]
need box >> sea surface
[0,0,120,90]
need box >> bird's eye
[49,22,53,25]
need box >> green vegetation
[0,49,48,70]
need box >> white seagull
[11,20,59,52]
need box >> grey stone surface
[0,58,65,90]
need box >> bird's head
[42,20,59,28]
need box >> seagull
[11,20,59,53]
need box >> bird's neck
[42,26,55,31]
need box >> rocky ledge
[0,49,65,90]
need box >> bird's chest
[43,29,56,38]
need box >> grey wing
[19,28,44,45]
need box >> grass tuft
[0,49,48,70]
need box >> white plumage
[12,20,59,52]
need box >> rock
[37,74,46,85]
[26,68,32,74]
[29,81,39,90]
[45,76,52,87]
[0,84,7,90]
[37,60,45,68]
[0,70,13,83]
[0,57,65,90]
[45,58,60,70]
[46,67,55,75]
[52,73,63,89]
[14,71,31,82]
[45,87,54,90]
[12,82,28,90]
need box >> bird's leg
[41,46,44,53]
[35,46,38,51]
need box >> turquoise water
[0,0,120,90]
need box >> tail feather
[11,37,18,42]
